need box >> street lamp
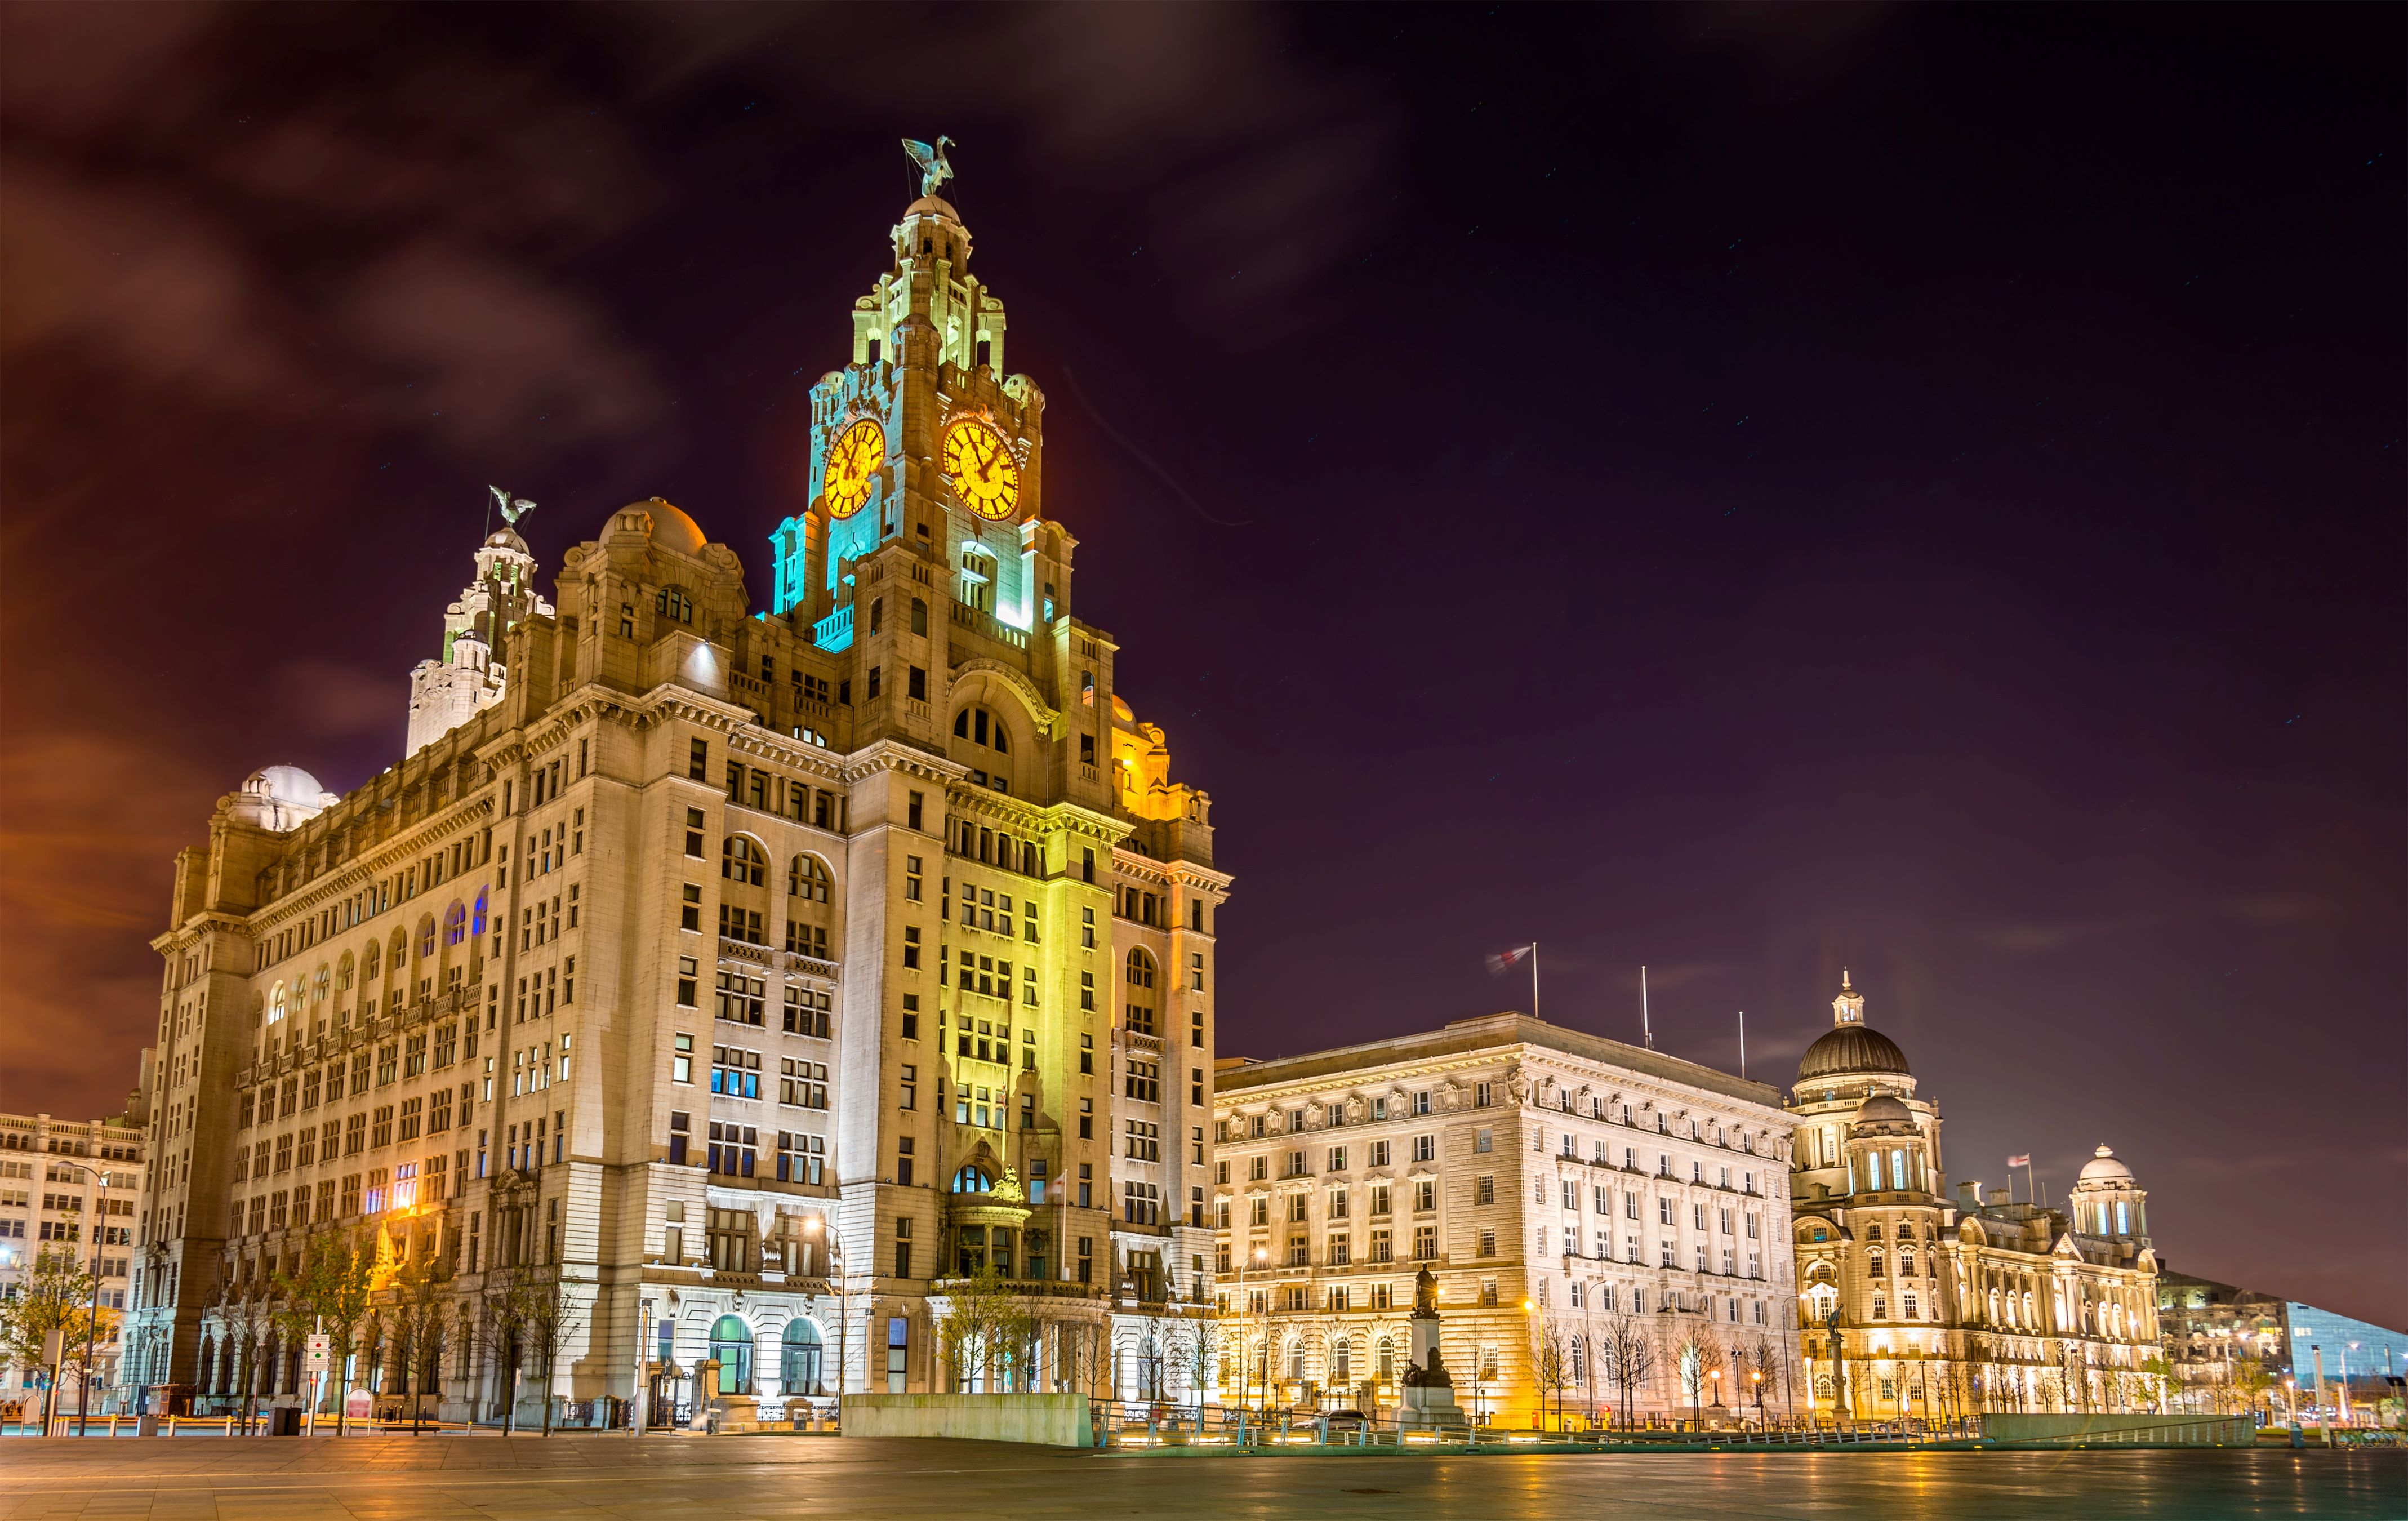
[1238,1246,1269,1418]
[801,1215,849,1405]
[1752,1368,1765,1426]
[42,1159,111,1438]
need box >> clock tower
[766,157,1230,1381]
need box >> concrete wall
[840,1392,1094,1447]
[1987,1412,2255,1446]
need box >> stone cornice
[1216,1018,1786,1120]
[839,737,962,788]
[250,795,498,936]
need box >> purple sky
[2,5,2400,1326]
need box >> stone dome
[1853,1094,1915,1127]
[243,765,327,806]
[1797,1022,1911,1082]
[906,194,961,220]
[604,497,707,558]
[2078,1144,2133,1184]
[233,765,336,833]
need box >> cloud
[621,4,1399,344]
[0,728,210,1113]
[277,660,399,741]
[1968,919,2121,953]
[0,5,677,478]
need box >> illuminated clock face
[821,417,884,519]
[942,419,1022,519]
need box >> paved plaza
[0,1435,2401,1520]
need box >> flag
[1486,945,1535,975]
[2006,1153,2031,1168]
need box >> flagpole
[1532,942,1540,1024]
[1641,966,1652,1050]
[1738,1011,1746,1081]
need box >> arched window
[444,901,468,948]
[1333,1337,1352,1385]
[1569,1335,1585,1382]
[388,929,407,976]
[473,889,488,937]
[709,1315,753,1394]
[311,965,330,1006]
[335,953,355,993]
[781,1319,824,1395]
[417,917,437,963]
[910,597,928,635]
[951,706,1010,754]
[952,1166,994,1195]
[789,854,832,903]
[723,836,767,887]
[1125,950,1156,990]
[268,982,288,1024]
[1377,1337,1395,1381]
[1287,1339,1305,1382]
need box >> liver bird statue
[489,484,536,527]
[902,135,954,199]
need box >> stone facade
[0,1114,146,1415]
[1212,1014,1797,1428]
[1788,974,2162,1423]
[124,178,1226,1426]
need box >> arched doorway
[781,1319,824,1396]
[709,1315,754,1395]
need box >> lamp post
[1752,1368,1764,1427]
[632,1296,651,1438]
[801,1215,849,1407]
[1238,1246,1268,1418]
[1523,1298,1538,1431]
[45,1159,111,1437]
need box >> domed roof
[906,194,961,220]
[1798,1022,1911,1082]
[2078,1144,2133,1184]
[243,765,327,806]
[1853,1093,1915,1127]
[606,497,706,557]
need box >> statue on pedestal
[1398,1266,1464,1427]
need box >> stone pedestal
[1397,1309,1465,1431]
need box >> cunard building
[125,155,1227,1425]
[1788,974,2162,1423]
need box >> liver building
[1787,975,2161,1422]
[124,156,1229,1424]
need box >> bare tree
[1666,1323,1720,1427]
[478,1274,532,1434]
[514,1264,586,1435]
[1595,1309,1654,1430]
[387,1234,458,1432]
[1169,1314,1221,1421]
[1531,1310,1574,1431]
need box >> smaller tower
[1832,968,1867,1026]
[406,527,553,755]
[2068,1144,2150,1245]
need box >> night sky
[3,6,2400,1325]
